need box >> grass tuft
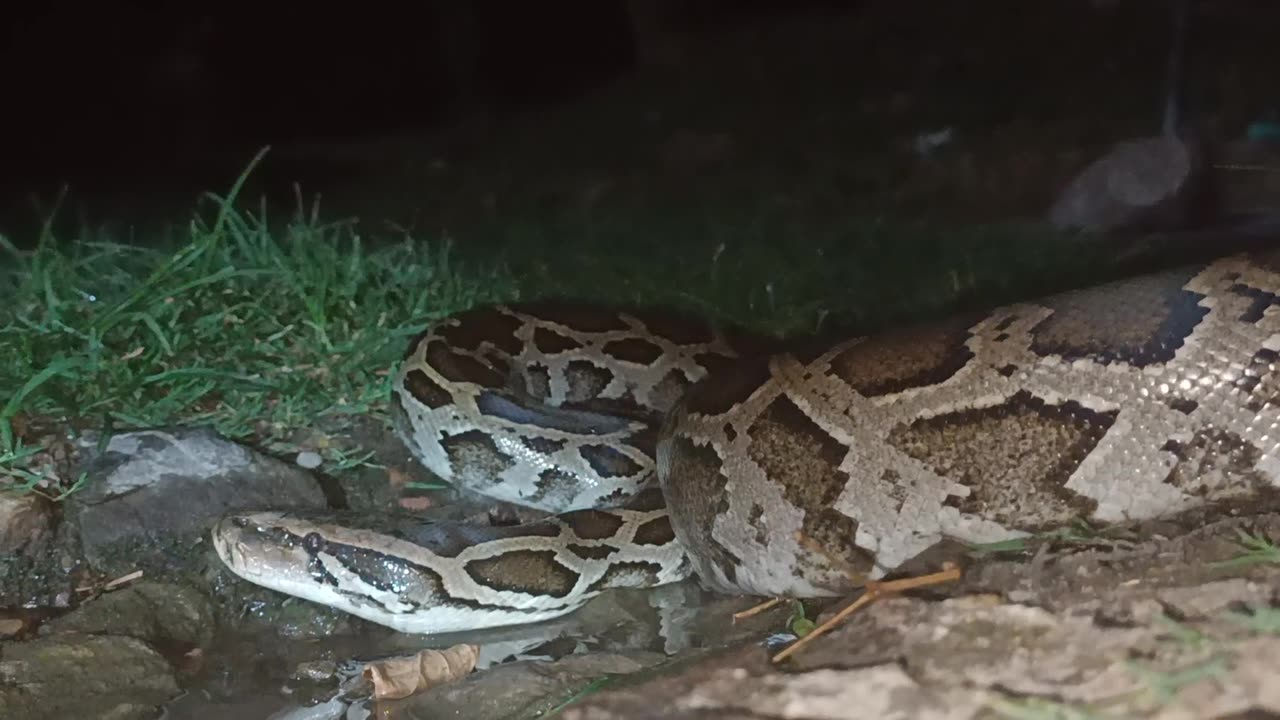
[0,162,509,494]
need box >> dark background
[2,0,1278,239]
[2,2,856,182]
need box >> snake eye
[302,532,325,553]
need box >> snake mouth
[211,511,310,584]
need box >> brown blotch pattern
[749,503,768,546]
[564,360,615,404]
[656,436,741,586]
[393,517,562,559]
[745,396,872,574]
[633,516,677,546]
[692,349,748,379]
[521,435,567,454]
[562,509,626,540]
[888,390,1110,530]
[533,327,583,355]
[1246,250,1280,276]
[1240,349,1280,412]
[522,363,552,400]
[1029,268,1207,366]
[464,549,578,598]
[623,423,660,458]
[425,341,506,387]
[632,309,715,345]
[437,307,525,356]
[680,354,773,416]
[603,337,665,365]
[518,303,630,333]
[622,486,667,512]
[441,430,516,487]
[402,368,452,409]
[793,508,870,583]
[644,369,693,414]
[323,543,446,601]
[526,468,581,508]
[586,561,665,592]
[579,443,644,479]
[567,544,617,561]
[1231,284,1280,324]
[826,316,977,397]
[1162,428,1267,496]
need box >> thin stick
[771,563,961,664]
[732,597,784,621]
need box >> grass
[0,153,512,494]
[9,0,1276,504]
[965,520,1130,559]
[0,136,1140,498]
[1209,528,1280,570]
[541,675,616,718]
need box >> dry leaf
[9,412,28,441]
[0,618,25,638]
[387,466,412,491]
[177,647,205,676]
[398,496,434,511]
[363,643,479,700]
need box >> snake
[212,248,1280,635]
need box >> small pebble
[762,632,798,651]
[292,660,339,682]
[296,451,323,469]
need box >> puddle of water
[165,578,781,719]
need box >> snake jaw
[212,512,322,595]
[210,510,604,635]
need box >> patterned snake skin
[213,249,1280,634]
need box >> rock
[0,492,54,555]
[67,427,328,570]
[560,592,1280,719]
[41,580,216,648]
[388,651,666,720]
[558,511,1280,719]
[0,633,180,720]
[295,451,323,470]
[267,696,349,720]
[1049,134,1207,234]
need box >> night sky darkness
[2,2,856,186]
[3,0,1279,239]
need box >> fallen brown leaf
[0,618,25,638]
[398,496,434,511]
[363,643,479,700]
[387,466,412,491]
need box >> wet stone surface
[0,633,180,720]
[4,423,1280,719]
[561,514,1280,720]
[67,427,328,574]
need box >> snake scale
[213,248,1280,634]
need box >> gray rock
[390,651,666,720]
[41,580,216,648]
[557,512,1280,719]
[1049,134,1205,234]
[68,427,327,568]
[0,633,179,720]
